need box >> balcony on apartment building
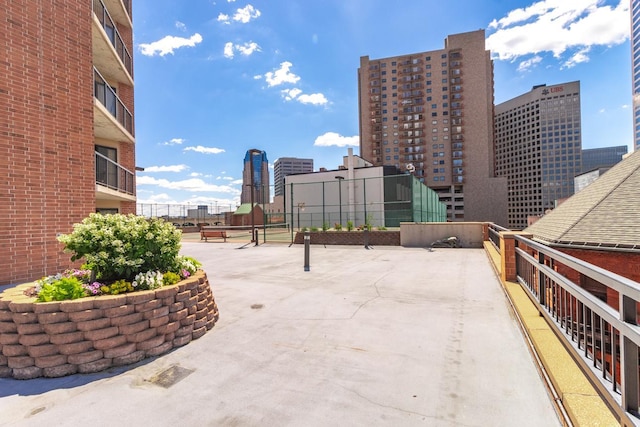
[92,0,133,85]
[93,67,134,143]
[95,151,135,201]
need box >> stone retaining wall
[0,271,218,379]
[293,231,400,246]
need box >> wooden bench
[200,230,228,242]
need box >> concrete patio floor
[0,243,560,426]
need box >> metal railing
[94,67,133,135]
[92,0,132,76]
[488,223,509,253]
[96,151,134,195]
[514,235,640,425]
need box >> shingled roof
[525,149,640,250]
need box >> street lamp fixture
[335,176,344,226]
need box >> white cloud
[139,33,203,57]
[224,41,261,59]
[175,21,186,31]
[228,0,237,2]
[183,146,226,154]
[517,55,543,72]
[137,176,241,194]
[281,88,328,105]
[281,88,303,101]
[217,176,234,180]
[161,138,186,146]
[562,47,591,69]
[314,132,359,147]
[223,42,234,58]
[233,5,261,23]
[264,61,300,87]
[231,179,244,185]
[297,93,328,105]
[217,13,230,24]
[253,74,262,80]
[486,0,629,66]
[144,164,189,173]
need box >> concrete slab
[0,244,560,426]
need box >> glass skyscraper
[241,149,270,204]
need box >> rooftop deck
[1,243,561,426]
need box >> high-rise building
[495,82,582,230]
[1,1,137,285]
[241,149,270,204]
[274,157,314,196]
[632,0,640,150]
[581,145,628,173]
[358,30,507,224]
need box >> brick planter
[293,230,400,246]
[0,271,218,379]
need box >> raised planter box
[293,230,400,246]
[0,271,218,379]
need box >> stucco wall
[400,222,485,248]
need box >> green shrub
[57,213,182,282]
[37,277,85,302]
[310,226,319,232]
[377,226,387,231]
[100,279,134,295]
[322,222,329,232]
[334,223,342,231]
[346,220,354,231]
[163,272,181,286]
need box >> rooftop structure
[274,157,314,197]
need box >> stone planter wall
[293,231,400,246]
[0,271,218,379]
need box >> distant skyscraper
[241,149,269,204]
[274,157,314,196]
[495,82,583,229]
[358,29,507,224]
[633,0,640,149]
[581,145,628,173]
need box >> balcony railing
[96,151,134,195]
[514,235,640,425]
[93,0,132,77]
[488,223,508,252]
[94,67,133,135]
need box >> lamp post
[297,202,305,230]
[335,176,344,226]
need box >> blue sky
[132,0,631,210]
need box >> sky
[132,0,632,211]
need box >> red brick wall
[1,1,95,285]
[556,248,640,312]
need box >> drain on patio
[148,365,194,389]
[251,304,264,309]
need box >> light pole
[297,202,305,230]
[335,176,344,226]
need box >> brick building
[358,30,507,225]
[1,0,136,285]
[525,150,640,309]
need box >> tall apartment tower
[632,0,640,150]
[495,82,582,230]
[274,157,314,196]
[241,149,270,204]
[358,30,507,224]
[1,1,136,285]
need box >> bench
[200,230,228,242]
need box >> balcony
[95,151,135,201]
[94,67,134,143]
[92,0,133,85]
[102,0,132,28]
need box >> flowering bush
[57,213,182,282]
[24,214,204,302]
[131,271,164,291]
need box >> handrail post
[621,294,639,414]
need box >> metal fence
[514,235,640,425]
